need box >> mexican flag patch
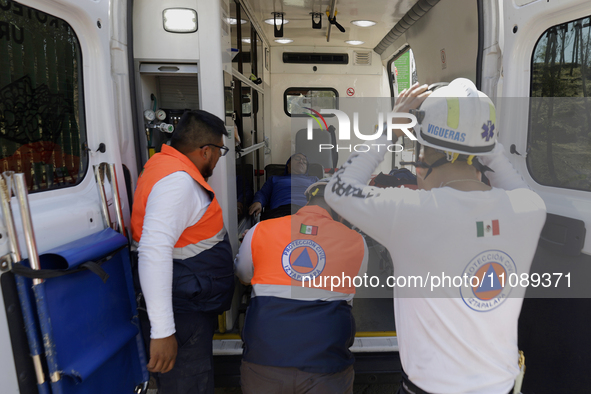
[477,220,499,237]
[300,224,318,235]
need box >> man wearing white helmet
[325,79,547,394]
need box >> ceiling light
[163,9,197,33]
[226,18,247,25]
[264,18,289,25]
[242,38,251,44]
[345,40,364,45]
[351,20,376,27]
[274,39,293,44]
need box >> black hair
[170,110,229,153]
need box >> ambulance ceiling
[241,0,418,49]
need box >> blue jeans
[154,312,217,394]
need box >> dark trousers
[240,360,354,394]
[154,312,217,394]
[396,370,515,394]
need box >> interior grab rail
[94,163,127,237]
[239,141,266,157]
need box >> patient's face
[290,154,308,175]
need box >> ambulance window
[387,46,417,98]
[0,2,87,192]
[284,88,338,117]
[527,16,591,191]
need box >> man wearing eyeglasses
[131,110,234,394]
[198,142,230,179]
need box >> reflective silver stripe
[173,227,227,259]
[252,283,354,302]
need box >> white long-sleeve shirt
[137,171,210,339]
[325,137,546,394]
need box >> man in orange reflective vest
[131,110,234,394]
[235,181,368,394]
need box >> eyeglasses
[201,144,229,157]
[292,156,308,164]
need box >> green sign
[394,51,411,94]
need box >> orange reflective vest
[131,145,223,246]
[131,145,233,313]
[250,205,364,294]
[243,205,364,372]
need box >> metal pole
[94,164,112,229]
[239,141,266,156]
[13,174,41,285]
[12,174,62,392]
[0,173,21,262]
[0,174,49,392]
[108,163,126,236]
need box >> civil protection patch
[460,250,516,312]
[282,239,326,282]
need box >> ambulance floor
[351,298,395,332]
[214,383,401,393]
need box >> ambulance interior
[3,0,591,391]
[133,0,480,322]
[130,0,591,389]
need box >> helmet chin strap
[471,157,494,175]
[399,156,449,179]
[400,156,494,180]
[420,156,450,180]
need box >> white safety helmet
[413,78,497,157]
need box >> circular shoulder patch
[282,239,326,282]
[460,250,516,312]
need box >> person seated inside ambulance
[248,153,319,220]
